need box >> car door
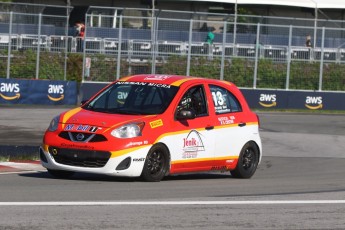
[208,84,249,167]
[168,84,216,173]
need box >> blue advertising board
[0,79,77,105]
[241,89,345,111]
[79,83,345,111]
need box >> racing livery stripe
[170,78,194,86]
[118,76,134,81]
[214,156,238,161]
[110,145,150,158]
[171,159,214,173]
[171,157,214,164]
[43,144,49,152]
[221,80,232,86]
[61,107,82,129]
[246,122,259,126]
[171,156,238,165]
[170,158,238,174]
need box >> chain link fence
[1,4,345,91]
[0,2,75,81]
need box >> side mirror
[176,109,196,120]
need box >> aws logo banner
[305,96,323,110]
[0,79,77,105]
[48,84,65,102]
[259,94,277,108]
[0,82,21,101]
[239,89,345,110]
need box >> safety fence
[81,14,345,92]
[1,4,345,92]
[0,2,72,80]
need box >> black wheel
[47,169,75,179]
[141,144,169,182]
[231,142,259,179]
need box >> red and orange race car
[40,74,262,182]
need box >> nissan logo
[76,133,85,141]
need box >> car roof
[118,74,234,87]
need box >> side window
[209,85,242,114]
[176,85,208,117]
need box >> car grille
[48,147,111,168]
[58,131,107,143]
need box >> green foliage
[2,49,345,91]
[161,56,345,91]
[1,50,83,81]
[39,52,65,80]
[256,59,287,89]
[87,54,117,82]
[290,61,320,90]
[0,50,7,77]
[322,63,345,91]
[10,49,37,79]
[223,58,254,87]
[66,53,83,82]
[160,55,187,75]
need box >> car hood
[59,107,154,129]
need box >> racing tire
[141,144,169,182]
[230,141,259,179]
[47,169,75,179]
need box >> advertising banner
[78,83,345,111]
[241,89,345,111]
[0,79,77,105]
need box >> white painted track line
[1,200,345,206]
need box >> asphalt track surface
[0,105,345,229]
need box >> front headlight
[48,115,60,132]
[111,122,145,138]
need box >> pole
[151,0,155,74]
[319,27,325,91]
[309,0,318,48]
[35,13,42,80]
[233,0,237,56]
[186,19,193,76]
[6,12,13,79]
[253,23,260,89]
[286,25,292,90]
[116,16,123,80]
[220,21,227,80]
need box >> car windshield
[83,81,179,115]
